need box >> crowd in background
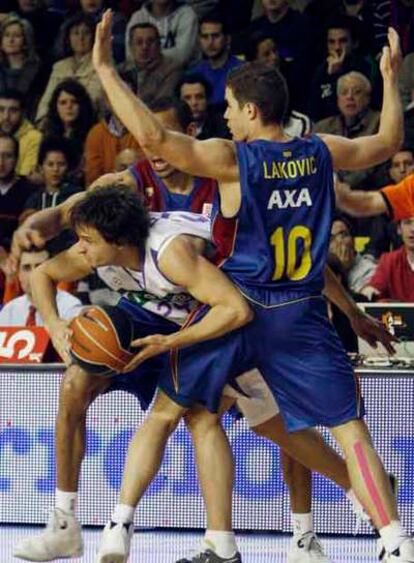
[1,0,414,352]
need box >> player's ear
[245,102,258,121]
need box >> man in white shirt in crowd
[0,249,82,326]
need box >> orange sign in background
[0,327,51,363]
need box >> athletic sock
[55,489,78,515]
[292,512,313,537]
[203,530,238,558]
[111,503,135,524]
[346,488,370,520]
[379,520,409,554]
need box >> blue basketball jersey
[212,135,335,306]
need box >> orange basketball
[69,305,135,376]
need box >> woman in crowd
[40,78,96,183]
[36,13,102,121]
[0,14,47,117]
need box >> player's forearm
[377,75,403,156]
[31,269,60,328]
[166,302,253,350]
[96,66,166,152]
[336,189,386,217]
[22,207,65,240]
[323,266,357,319]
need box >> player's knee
[184,408,220,436]
[147,408,181,435]
[59,365,99,413]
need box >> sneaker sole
[14,550,83,562]
[98,554,127,563]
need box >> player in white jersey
[14,186,395,563]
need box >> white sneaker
[287,532,332,563]
[95,521,134,563]
[384,538,414,562]
[13,508,83,561]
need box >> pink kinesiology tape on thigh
[354,441,390,527]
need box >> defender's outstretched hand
[349,309,397,355]
[380,27,402,81]
[92,9,114,72]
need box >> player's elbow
[228,300,254,329]
[139,128,166,155]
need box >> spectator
[176,74,230,139]
[68,0,127,63]
[36,14,102,121]
[315,71,380,188]
[40,79,96,178]
[362,217,414,302]
[244,31,312,137]
[120,23,182,103]
[0,248,82,324]
[126,0,199,67]
[0,14,46,115]
[13,0,64,60]
[329,216,377,295]
[114,147,140,172]
[240,0,319,110]
[0,133,36,253]
[22,137,82,255]
[0,89,42,177]
[84,93,143,186]
[308,14,379,121]
[189,11,243,106]
[364,148,414,258]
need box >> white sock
[203,530,237,558]
[111,503,135,524]
[379,520,408,554]
[346,489,370,520]
[292,512,313,537]
[55,489,78,515]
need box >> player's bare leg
[14,364,110,561]
[252,415,350,490]
[179,399,240,562]
[331,419,414,561]
[97,390,236,563]
[56,365,111,492]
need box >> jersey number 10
[271,225,312,281]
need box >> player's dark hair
[70,186,150,250]
[147,96,194,131]
[226,62,289,125]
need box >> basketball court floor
[1,526,380,562]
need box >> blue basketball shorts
[247,295,365,432]
[106,298,178,410]
[158,305,249,413]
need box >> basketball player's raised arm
[323,266,396,354]
[92,11,239,183]
[321,28,403,171]
[31,245,92,363]
[10,192,85,266]
[335,181,387,217]
[124,236,253,369]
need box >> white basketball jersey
[96,211,212,325]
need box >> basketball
[69,305,135,377]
